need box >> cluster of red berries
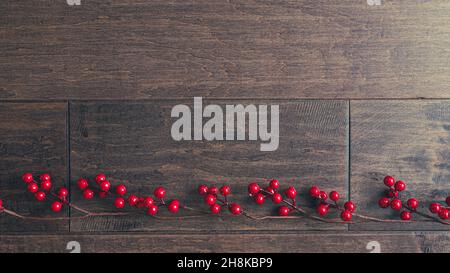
[198,184,241,215]
[429,198,450,220]
[21,173,68,212]
[309,186,356,222]
[378,176,417,220]
[247,179,295,216]
[77,174,180,215]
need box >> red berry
[446,196,450,206]
[344,201,356,213]
[319,191,328,200]
[95,173,106,184]
[99,180,111,192]
[269,179,280,190]
[255,193,265,205]
[394,181,406,192]
[35,191,46,201]
[0,199,3,208]
[115,185,127,196]
[127,195,139,206]
[154,187,166,199]
[278,206,290,216]
[58,187,69,199]
[309,186,320,198]
[272,193,283,204]
[317,203,329,216]
[439,208,449,220]
[77,178,88,190]
[142,197,154,207]
[83,189,94,200]
[210,203,221,214]
[27,183,39,193]
[114,197,125,209]
[168,200,180,213]
[390,199,402,210]
[40,173,51,182]
[41,180,52,191]
[407,198,419,210]
[384,176,395,187]
[389,190,399,198]
[98,191,108,199]
[204,194,216,206]
[229,203,242,215]
[285,186,297,199]
[378,197,390,208]
[341,210,352,222]
[429,203,442,214]
[208,186,218,195]
[330,191,340,202]
[248,183,260,195]
[147,204,158,216]
[51,201,62,212]
[22,173,33,184]
[265,186,275,195]
[400,211,411,221]
[198,185,208,195]
[220,185,231,196]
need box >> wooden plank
[350,100,450,230]
[0,232,448,252]
[1,0,450,99]
[0,103,68,232]
[69,100,348,231]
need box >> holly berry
[220,185,231,196]
[142,197,154,208]
[0,199,3,208]
[229,203,241,215]
[248,183,260,195]
[58,187,69,199]
[272,193,283,204]
[394,181,406,192]
[95,173,106,184]
[285,186,297,199]
[27,183,39,193]
[35,191,46,201]
[341,210,352,221]
[41,180,52,191]
[390,199,402,210]
[115,185,127,196]
[40,173,51,182]
[389,190,399,198]
[22,173,33,184]
[330,191,339,202]
[319,191,328,200]
[210,203,221,214]
[316,203,329,216]
[147,204,158,216]
[309,186,320,198]
[344,201,356,213]
[429,203,442,214]
[269,179,280,190]
[205,194,216,206]
[265,187,275,195]
[198,185,208,195]
[208,186,218,195]
[168,200,180,213]
[378,197,390,208]
[255,193,265,205]
[51,201,62,212]
[77,178,88,190]
[439,208,449,220]
[83,189,94,200]
[384,176,395,187]
[407,198,419,210]
[278,206,290,216]
[154,187,166,199]
[114,197,125,209]
[446,196,450,206]
[98,191,108,199]
[127,195,139,206]
[99,180,111,192]
[400,211,411,221]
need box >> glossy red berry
[41,180,52,191]
[83,189,94,200]
[220,185,231,196]
[407,198,419,210]
[265,187,275,195]
[39,173,51,182]
[384,176,395,187]
[208,186,218,195]
[205,194,216,206]
[210,203,221,214]
[285,186,297,199]
[27,183,39,193]
[317,203,329,216]
[114,197,125,209]
[168,200,180,213]
[272,193,283,204]
[51,201,62,212]
[389,190,399,198]
[142,197,154,207]
[35,191,46,201]
[341,210,352,222]
[319,191,328,200]
[0,199,3,208]
[429,203,442,214]
[248,183,260,195]
[344,201,356,213]
[99,180,111,192]
[147,204,158,216]
[229,203,242,215]
[394,181,406,192]
[198,185,208,195]
[269,179,280,190]
[154,187,166,199]
[330,191,340,202]
[390,199,402,210]
[255,193,265,205]
[278,206,290,216]
[439,208,449,220]
[115,185,127,196]
[58,187,69,199]
[378,197,390,208]
[77,178,88,190]
[22,173,33,184]
[127,195,139,206]
[400,211,411,221]
[446,196,450,206]
[309,186,320,198]
[95,173,106,184]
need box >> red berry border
[1,173,450,225]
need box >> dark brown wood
[69,100,348,231]
[1,0,450,99]
[0,103,68,232]
[350,100,450,230]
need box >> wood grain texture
[0,103,68,232]
[0,232,449,253]
[1,0,450,99]
[69,100,348,231]
[350,100,450,230]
